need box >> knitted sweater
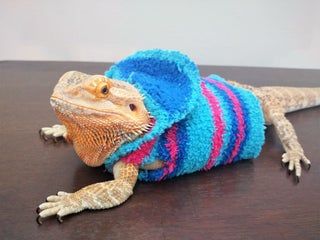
[104,50,265,181]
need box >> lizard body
[37,50,320,224]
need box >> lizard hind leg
[39,124,67,143]
[267,107,311,182]
[227,80,312,182]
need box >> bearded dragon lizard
[36,50,320,224]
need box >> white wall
[1,0,319,69]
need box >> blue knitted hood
[104,49,202,167]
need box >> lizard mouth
[50,96,126,119]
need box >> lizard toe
[36,191,84,224]
[301,156,311,170]
[282,150,311,181]
[38,206,61,218]
[57,191,70,196]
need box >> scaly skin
[37,161,138,224]
[37,71,320,223]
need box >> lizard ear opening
[129,103,137,111]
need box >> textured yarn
[104,49,265,181]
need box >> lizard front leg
[36,161,138,224]
[39,124,67,142]
[268,107,311,181]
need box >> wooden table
[0,61,319,240]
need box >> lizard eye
[101,85,108,95]
[95,82,110,97]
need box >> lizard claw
[36,216,43,225]
[52,136,63,143]
[36,191,83,224]
[39,129,49,141]
[57,215,63,223]
[281,151,311,182]
[307,163,311,170]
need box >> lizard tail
[260,86,320,113]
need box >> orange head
[50,71,152,167]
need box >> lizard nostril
[129,104,137,111]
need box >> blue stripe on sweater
[178,91,214,174]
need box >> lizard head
[50,71,152,167]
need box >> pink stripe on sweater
[161,124,179,179]
[120,139,157,165]
[201,82,225,170]
[206,78,246,164]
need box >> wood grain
[0,61,319,240]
